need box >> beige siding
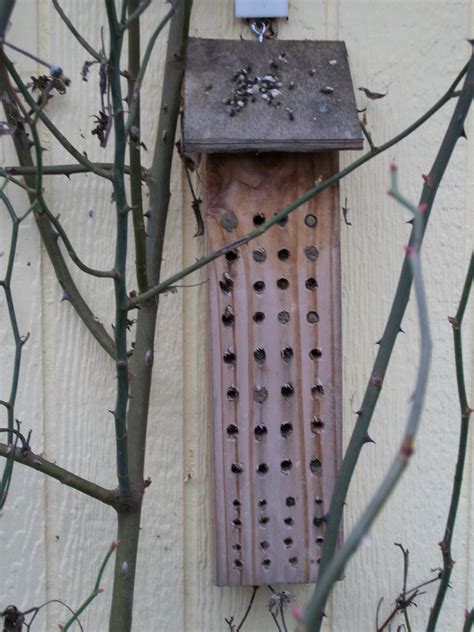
[0,1,472,630]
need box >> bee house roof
[183,38,363,154]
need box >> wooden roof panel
[184,38,363,153]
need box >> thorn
[362,433,375,445]
[51,228,60,240]
[355,409,363,416]
[375,338,382,345]
[399,327,405,334]
[422,173,433,188]
[108,409,115,416]
[406,218,414,225]
[60,291,71,302]
[143,210,151,219]
[460,126,467,139]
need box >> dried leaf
[358,86,387,100]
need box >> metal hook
[250,19,268,43]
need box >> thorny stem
[127,0,147,293]
[0,441,118,507]
[125,0,179,134]
[105,0,131,498]
[131,59,469,306]
[308,53,474,632]
[1,163,138,177]
[426,252,473,631]
[0,56,116,357]
[0,192,29,509]
[304,170,433,630]
[108,2,192,630]
[61,542,117,631]
[52,0,101,62]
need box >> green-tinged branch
[0,442,118,507]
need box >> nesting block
[205,152,342,585]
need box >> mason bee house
[184,38,362,586]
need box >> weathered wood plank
[204,152,342,585]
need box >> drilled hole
[232,543,241,551]
[309,348,322,360]
[277,215,288,227]
[257,463,269,475]
[312,383,324,396]
[253,280,265,293]
[223,349,236,364]
[222,306,235,326]
[231,463,243,474]
[254,385,268,403]
[284,537,293,548]
[316,536,324,544]
[252,247,267,262]
[262,559,272,568]
[260,540,270,550]
[259,516,270,526]
[305,277,318,290]
[234,559,243,570]
[304,214,318,227]
[258,499,267,508]
[254,347,266,364]
[284,517,294,526]
[219,274,234,293]
[232,518,242,528]
[233,499,241,508]
[277,277,289,290]
[226,424,239,437]
[286,496,296,507]
[253,311,265,323]
[313,516,324,527]
[278,248,290,260]
[278,310,290,324]
[225,249,239,262]
[311,417,324,432]
[254,424,268,440]
[280,422,293,438]
[304,245,319,261]
[310,457,322,473]
[253,212,265,226]
[281,383,294,397]
[315,497,323,505]
[289,556,298,567]
[227,386,239,400]
[281,346,293,361]
[307,311,320,324]
[281,459,292,472]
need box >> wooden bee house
[183,38,362,586]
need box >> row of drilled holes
[223,347,322,364]
[225,383,324,400]
[220,276,318,294]
[230,458,321,475]
[223,245,319,264]
[226,418,325,439]
[222,308,319,326]
[252,212,317,228]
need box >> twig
[60,541,117,630]
[125,0,180,133]
[121,0,152,30]
[131,58,470,306]
[4,56,112,179]
[1,163,138,178]
[426,252,473,631]
[232,586,259,631]
[303,167,433,631]
[360,116,377,152]
[0,441,118,507]
[127,0,148,293]
[52,0,101,62]
[105,0,132,498]
[310,50,474,632]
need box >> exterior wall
[0,1,472,630]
